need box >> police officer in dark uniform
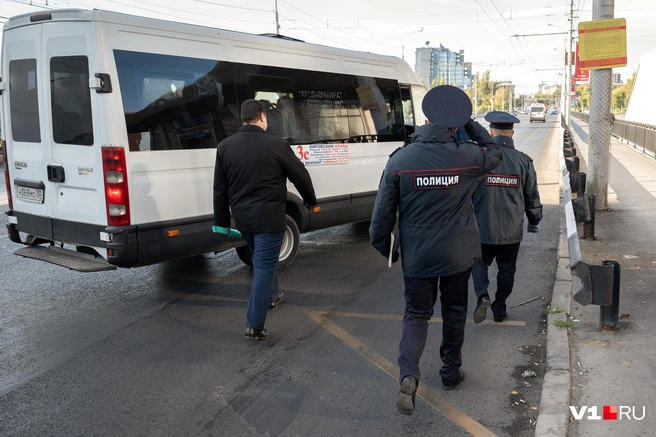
[369,85,503,415]
[471,111,543,324]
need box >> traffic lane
[0,223,557,435]
[0,227,467,437]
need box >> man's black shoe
[245,327,269,340]
[269,292,284,310]
[473,295,491,323]
[493,313,507,323]
[442,369,465,390]
[396,376,418,415]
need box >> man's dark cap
[421,85,472,128]
[484,111,520,130]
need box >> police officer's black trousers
[398,270,470,385]
[471,243,521,317]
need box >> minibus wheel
[279,215,300,269]
[234,215,300,269]
[235,244,252,267]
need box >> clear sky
[1,0,653,94]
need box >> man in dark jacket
[213,99,317,340]
[369,86,503,415]
[471,111,543,323]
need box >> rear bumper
[5,210,241,268]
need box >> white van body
[529,104,546,122]
[0,9,427,271]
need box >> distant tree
[430,77,446,88]
[576,84,590,110]
[612,87,628,113]
[465,70,494,114]
[623,71,638,112]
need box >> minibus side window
[51,56,94,145]
[9,59,41,143]
[234,63,403,145]
[231,62,344,145]
[114,50,240,152]
[343,76,403,142]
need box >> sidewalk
[566,119,656,436]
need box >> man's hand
[463,119,493,145]
[212,225,229,236]
[527,224,539,233]
[464,119,476,137]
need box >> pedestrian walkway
[566,118,656,436]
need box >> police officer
[369,85,503,415]
[471,111,543,324]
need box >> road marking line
[310,311,498,437]
[320,311,526,326]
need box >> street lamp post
[474,72,478,116]
[498,82,513,112]
[548,22,573,128]
[401,28,423,61]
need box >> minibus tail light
[2,141,12,210]
[101,146,130,226]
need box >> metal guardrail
[572,111,656,159]
[560,116,621,329]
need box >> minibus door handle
[47,165,66,183]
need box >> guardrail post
[582,193,596,240]
[599,260,621,330]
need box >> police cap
[484,111,520,130]
[421,85,472,128]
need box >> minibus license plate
[16,185,44,203]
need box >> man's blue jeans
[241,231,284,331]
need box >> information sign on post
[578,18,627,70]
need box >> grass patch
[546,307,564,314]
[554,319,577,330]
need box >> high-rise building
[414,44,472,90]
[612,73,622,84]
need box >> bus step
[14,245,118,272]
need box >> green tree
[429,77,445,88]
[612,87,628,113]
[576,84,590,111]
[464,70,498,114]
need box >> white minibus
[0,9,427,271]
[529,103,546,122]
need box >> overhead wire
[488,0,533,63]
[473,0,530,72]
[192,0,272,13]
[276,9,354,49]
[279,0,399,50]
[3,0,53,9]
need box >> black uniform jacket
[473,135,543,244]
[370,122,503,278]
[213,124,317,233]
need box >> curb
[534,184,573,436]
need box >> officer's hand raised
[527,224,539,233]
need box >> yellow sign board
[578,18,627,70]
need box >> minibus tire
[235,244,253,267]
[233,215,300,269]
[279,215,300,269]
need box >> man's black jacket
[213,124,317,233]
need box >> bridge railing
[572,111,656,159]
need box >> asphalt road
[0,115,561,437]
